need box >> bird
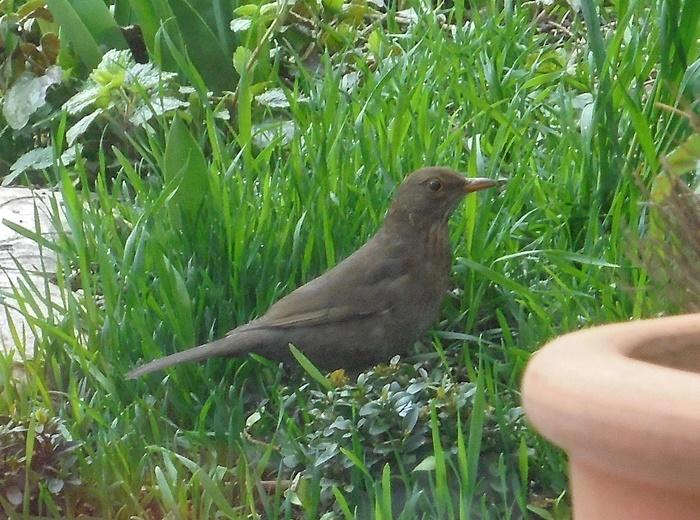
[126,167,500,379]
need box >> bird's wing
[243,240,413,330]
[256,304,390,329]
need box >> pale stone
[0,187,63,358]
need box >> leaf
[367,29,382,58]
[406,382,426,394]
[2,66,62,129]
[234,4,260,17]
[8,147,53,174]
[412,455,436,472]
[163,116,209,219]
[315,443,339,466]
[615,83,658,170]
[662,134,700,177]
[402,404,420,433]
[130,97,189,126]
[527,505,555,520]
[340,71,361,92]
[369,421,389,435]
[466,371,486,494]
[45,0,126,69]
[255,88,290,108]
[68,0,127,50]
[580,100,594,142]
[230,18,252,32]
[5,486,22,506]
[332,487,354,520]
[323,0,343,14]
[359,401,381,416]
[252,119,296,148]
[328,416,351,431]
[339,447,371,479]
[650,173,673,203]
[193,468,238,517]
[457,257,549,320]
[245,411,261,428]
[380,463,392,519]
[545,250,619,268]
[47,478,64,494]
[6,145,79,185]
[129,0,172,63]
[493,249,618,268]
[395,8,418,25]
[518,436,529,490]
[127,62,178,90]
[154,466,177,509]
[580,0,606,74]
[169,0,238,92]
[680,56,700,98]
[63,85,102,114]
[233,46,253,75]
[66,109,103,145]
[289,344,332,391]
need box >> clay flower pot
[522,313,700,520]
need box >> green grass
[0,1,697,518]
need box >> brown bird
[126,167,499,379]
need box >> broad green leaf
[45,0,100,68]
[129,0,177,69]
[169,0,238,92]
[233,46,253,76]
[46,0,126,69]
[71,0,128,49]
[323,0,343,14]
[234,4,259,17]
[2,67,62,129]
[680,57,700,98]
[662,134,700,177]
[164,116,209,219]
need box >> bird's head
[387,167,500,227]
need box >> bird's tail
[125,333,250,379]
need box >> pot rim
[522,313,700,491]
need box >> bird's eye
[428,179,443,192]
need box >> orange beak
[462,177,504,193]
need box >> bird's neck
[380,207,451,264]
[383,206,445,235]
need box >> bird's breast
[374,221,452,301]
[423,222,452,279]
[392,223,452,307]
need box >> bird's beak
[462,177,503,193]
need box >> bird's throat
[381,210,451,271]
[384,206,449,238]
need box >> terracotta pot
[522,313,700,520]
